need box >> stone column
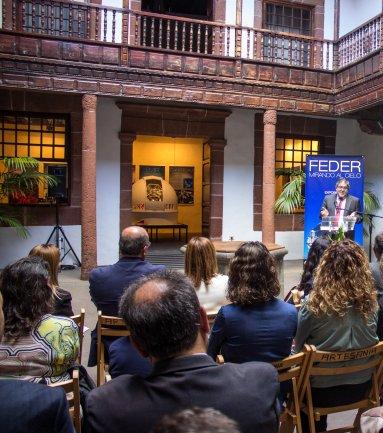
[81,94,97,280]
[262,109,277,245]
[209,139,226,240]
[119,132,136,232]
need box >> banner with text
[304,155,364,258]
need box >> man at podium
[320,178,361,221]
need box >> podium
[320,216,357,232]
[307,216,357,248]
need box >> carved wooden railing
[1,0,380,71]
[337,14,381,68]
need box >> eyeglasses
[336,186,348,190]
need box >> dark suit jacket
[0,380,74,433]
[207,299,297,364]
[54,288,74,317]
[321,193,361,221]
[108,336,152,379]
[85,354,280,433]
[88,257,165,366]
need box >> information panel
[304,155,364,258]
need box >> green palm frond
[274,172,305,213]
[0,210,29,238]
[3,156,40,171]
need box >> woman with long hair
[297,236,331,296]
[0,256,79,383]
[185,237,228,312]
[29,244,73,316]
[207,241,297,363]
[294,239,378,432]
[371,233,383,296]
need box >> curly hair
[297,236,331,295]
[309,239,377,321]
[0,256,54,340]
[227,241,280,306]
[184,237,218,289]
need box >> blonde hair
[185,237,218,290]
[29,244,60,291]
[309,239,377,321]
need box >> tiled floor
[58,256,356,429]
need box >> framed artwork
[169,166,194,205]
[139,165,165,179]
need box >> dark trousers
[301,380,371,433]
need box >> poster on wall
[139,165,165,179]
[169,166,194,205]
[304,155,364,258]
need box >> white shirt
[196,274,229,313]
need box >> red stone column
[262,109,277,245]
[81,94,97,280]
[209,139,226,240]
[119,133,136,231]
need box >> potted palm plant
[0,156,57,237]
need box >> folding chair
[50,369,81,433]
[96,311,131,386]
[71,308,85,364]
[273,346,311,433]
[302,341,383,433]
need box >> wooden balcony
[1,0,383,116]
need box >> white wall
[339,0,381,37]
[223,109,304,260]
[324,0,335,40]
[223,109,257,241]
[0,225,81,268]
[96,97,121,266]
[336,118,383,256]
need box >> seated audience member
[29,244,74,317]
[88,226,165,367]
[371,234,383,339]
[0,292,74,433]
[295,236,331,298]
[184,237,228,312]
[85,270,280,433]
[293,239,378,433]
[152,407,241,433]
[371,233,383,296]
[0,257,79,384]
[207,241,297,363]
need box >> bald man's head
[119,226,150,257]
[119,270,201,360]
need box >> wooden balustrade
[2,0,381,71]
[337,14,381,68]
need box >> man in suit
[88,225,165,366]
[0,293,74,433]
[320,178,361,221]
[85,270,280,433]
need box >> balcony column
[119,133,136,231]
[208,139,226,241]
[81,94,97,279]
[262,109,277,245]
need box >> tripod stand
[46,201,81,267]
